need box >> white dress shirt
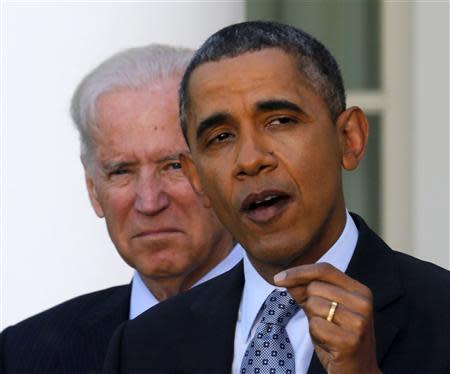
[232,211,358,374]
[129,243,244,319]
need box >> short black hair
[179,20,346,141]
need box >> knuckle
[360,284,373,300]
[346,333,360,348]
[359,298,373,316]
[306,281,321,296]
[352,315,365,332]
[317,262,334,273]
[305,295,320,311]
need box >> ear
[180,152,212,209]
[336,106,369,171]
[84,169,105,218]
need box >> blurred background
[1,1,449,328]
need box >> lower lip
[243,197,292,224]
[134,230,181,239]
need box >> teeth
[255,195,278,204]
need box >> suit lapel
[346,215,406,365]
[307,215,405,373]
[77,285,131,372]
[175,262,245,374]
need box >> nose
[233,132,277,178]
[134,173,170,215]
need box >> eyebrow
[194,99,305,140]
[157,153,187,163]
[255,99,305,114]
[196,112,231,140]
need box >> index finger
[274,262,367,295]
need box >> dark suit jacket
[103,215,450,374]
[0,284,130,374]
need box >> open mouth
[241,190,292,223]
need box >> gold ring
[326,301,338,322]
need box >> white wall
[411,2,450,267]
[367,2,449,269]
[1,2,245,329]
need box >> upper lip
[240,189,291,211]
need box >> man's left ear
[179,152,212,209]
[336,106,369,171]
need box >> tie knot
[259,289,299,327]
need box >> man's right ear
[179,152,212,209]
[84,170,104,218]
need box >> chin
[138,263,186,280]
[248,235,310,265]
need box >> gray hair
[70,44,194,167]
[180,21,345,142]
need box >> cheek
[168,179,206,213]
[281,126,340,171]
[205,182,239,231]
[98,188,134,224]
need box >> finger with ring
[326,301,338,322]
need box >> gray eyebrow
[157,154,184,163]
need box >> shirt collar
[239,210,358,341]
[129,243,244,319]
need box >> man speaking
[104,22,450,373]
[0,44,241,373]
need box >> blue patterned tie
[240,289,299,374]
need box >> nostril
[134,190,170,215]
[236,161,275,178]
[233,141,278,178]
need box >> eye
[268,116,297,126]
[207,132,233,146]
[167,161,182,170]
[162,161,183,174]
[109,168,129,176]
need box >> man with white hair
[0,44,242,373]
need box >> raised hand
[274,263,381,374]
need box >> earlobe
[84,170,105,218]
[198,189,213,209]
[180,152,212,209]
[337,107,369,171]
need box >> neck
[141,236,235,302]
[250,208,347,285]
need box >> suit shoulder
[351,213,450,302]
[1,285,130,372]
[3,284,130,333]
[392,250,450,294]
[1,284,130,349]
